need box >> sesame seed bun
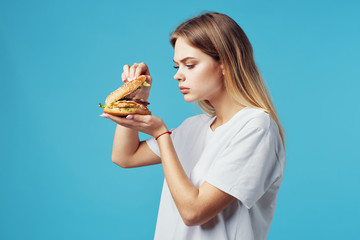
[105,75,147,106]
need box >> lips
[179,86,190,94]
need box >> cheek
[198,66,223,90]
[193,64,222,85]
[190,69,224,100]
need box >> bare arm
[111,124,160,168]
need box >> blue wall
[1,0,359,239]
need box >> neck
[208,91,245,130]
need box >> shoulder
[243,108,286,166]
[242,107,271,130]
[238,108,281,142]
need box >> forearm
[111,124,140,166]
[157,134,200,224]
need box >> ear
[220,63,225,75]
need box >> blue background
[1,0,359,239]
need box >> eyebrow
[173,57,196,64]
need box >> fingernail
[100,113,109,118]
[126,115,133,120]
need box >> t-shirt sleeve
[146,135,160,157]
[205,126,282,209]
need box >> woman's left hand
[102,113,168,138]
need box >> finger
[140,62,150,75]
[105,114,137,128]
[123,65,130,81]
[145,75,152,85]
[121,72,127,83]
[135,62,149,78]
[135,67,142,79]
[129,63,139,80]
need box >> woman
[101,12,285,240]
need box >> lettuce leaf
[99,103,114,109]
[99,103,105,108]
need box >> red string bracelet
[155,131,172,140]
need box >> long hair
[170,12,285,148]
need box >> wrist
[153,122,168,137]
[154,124,170,140]
[155,130,172,141]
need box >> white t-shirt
[146,107,285,240]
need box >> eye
[186,65,194,69]
[173,66,179,70]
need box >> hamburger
[99,75,151,116]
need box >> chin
[183,94,198,103]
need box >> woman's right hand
[121,62,152,101]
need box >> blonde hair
[170,12,285,148]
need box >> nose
[174,69,185,82]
